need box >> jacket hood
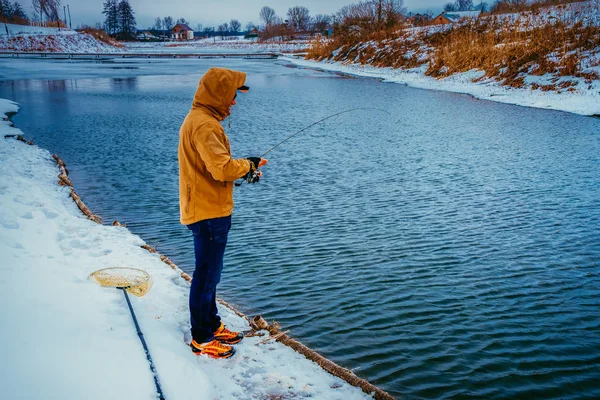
[192,68,246,121]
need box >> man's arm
[193,126,251,182]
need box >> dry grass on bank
[308,1,600,89]
[78,27,124,48]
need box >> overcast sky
[19,0,453,30]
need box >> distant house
[409,13,431,26]
[171,24,194,40]
[431,10,481,25]
[244,28,259,39]
[136,31,157,40]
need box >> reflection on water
[0,79,79,92]
[2,62,600,400]
[111,77,138,90]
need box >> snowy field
[0,23,307,54]
[284,57,600,116]
[0,23,122,53]
[1,23,78,36]
[122,36,309,54]
[0,99,372,399]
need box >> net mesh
[89,267,153,297]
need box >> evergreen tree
[12,1,28,21]
[117,0,136,39]
[1,0,14,22]
[102,0,118,36]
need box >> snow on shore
[0,100,372,400]
[0,23,121,53]
[1,23,78,36]
[283,56,600,116]
[122,37,309,54]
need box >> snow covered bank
[123,37,309,54]
[1,23,77,36]
[284,56,600,116]
[0,23,122,53]
[0,100,373,399]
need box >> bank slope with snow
[300,1,600,116]
[284,56,600,116]
[0,99,372,400]
[0,23,122,53]
[122,37,308,54]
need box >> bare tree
[380,0,405,28]
[245,21,256,31]
[456,0,475,10]
[313,14,331,32]
[259,5,276,27]
[287,6,310,32]
[444,2,458,11]
[477,2,489,12]
[218,22,229,39]
[32,0,61,25]
[229,18,241,33]
[203,26,214,36]
[154,16,162,31]
[163,15,173,30]
[335,0,406,34]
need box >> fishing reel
[235,166,264,186]
[246,168,263,184]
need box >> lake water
[2,57,600,399]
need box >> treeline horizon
[1,0,592,41]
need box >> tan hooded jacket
[178,68,252,225]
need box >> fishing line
[236,107,390,186]
[260,107,390,158]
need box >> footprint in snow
[69,239,90,249]
[19,211,34,219]
[13,196,36,207]
[0,236,24,249]
[0,216,19,230]
[41,208,59,219]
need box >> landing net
[89,267,153,297]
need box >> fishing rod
[261,107,389,157]
[237,107,390,186]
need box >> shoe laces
[217,325,236,335]
[204,339,231,351]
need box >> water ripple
[5,66,600,400]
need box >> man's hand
[243,157,268,184]
[246,157,267,169]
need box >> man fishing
[178,67,266,359]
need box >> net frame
[89,267,153,297]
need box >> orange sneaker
[190,339,235,359]
[214,322,244,345]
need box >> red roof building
[171,24,194,40]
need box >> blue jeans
[187,215,231,343]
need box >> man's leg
[188,216,231,343]
[210,288,221,333]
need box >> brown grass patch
[308,2,600,90]
[79,27,124,48]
